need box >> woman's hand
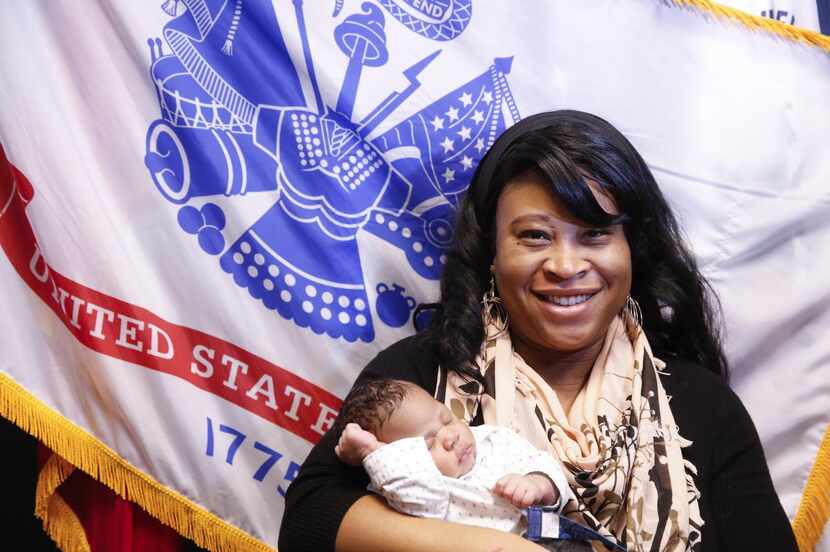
[493,473,559,508]
[335,422,383,465]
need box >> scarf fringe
[670,0,830,52]
[0,372,274,552]
[793,422,830,552]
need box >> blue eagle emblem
[144,0,519,342]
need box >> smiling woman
[278,111,798,552]
[493,172,633,412]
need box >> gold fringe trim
[36,452,76,518]
[793,422,830,552]
[0,373,275,552]
[42,485,92,552]
[670,0,830,52]
[35,453,90,552]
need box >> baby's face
[379,385,476,478]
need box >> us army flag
[1,1,828,550]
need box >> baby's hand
[494,473,559,508]
[335,423,382,466]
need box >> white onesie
[363,424,574,534]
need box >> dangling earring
[622,295,643,332]
[481,272,509,337]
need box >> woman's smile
[530,288,602,326]
[532,290,598,309]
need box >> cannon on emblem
[145,38,275,204]
[144,121,278,204]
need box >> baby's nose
[442,430,458,450]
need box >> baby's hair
[337,378,411,437]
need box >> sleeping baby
[334,378,574,535]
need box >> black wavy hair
[335,378,410,437]
[420,110,728,381]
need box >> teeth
[546,294,592,306]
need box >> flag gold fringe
[793,423,830,552]
[43,494,91,552]
[0,373,275,552]
[671,0,830,52]
[35,453,91,552]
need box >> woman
[278,111,796,551]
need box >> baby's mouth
[457,443,473,463]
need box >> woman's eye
[585,228,611,240]
[519,229,550,241]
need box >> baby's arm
[493,472,559,508]
[487,427,575,511]
[362,436,451,519]
[335,423,451,519]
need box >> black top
[278,335,797,552]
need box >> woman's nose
[542,243,589,279]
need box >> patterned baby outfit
[363,424,574,534]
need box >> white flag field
[1,1,828,550]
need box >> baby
[335,378,574,535]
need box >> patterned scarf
[442,316,704,551]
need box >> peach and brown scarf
[443,316,703,551]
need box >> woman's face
[492,170,631,361]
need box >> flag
[1,1,829,550]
